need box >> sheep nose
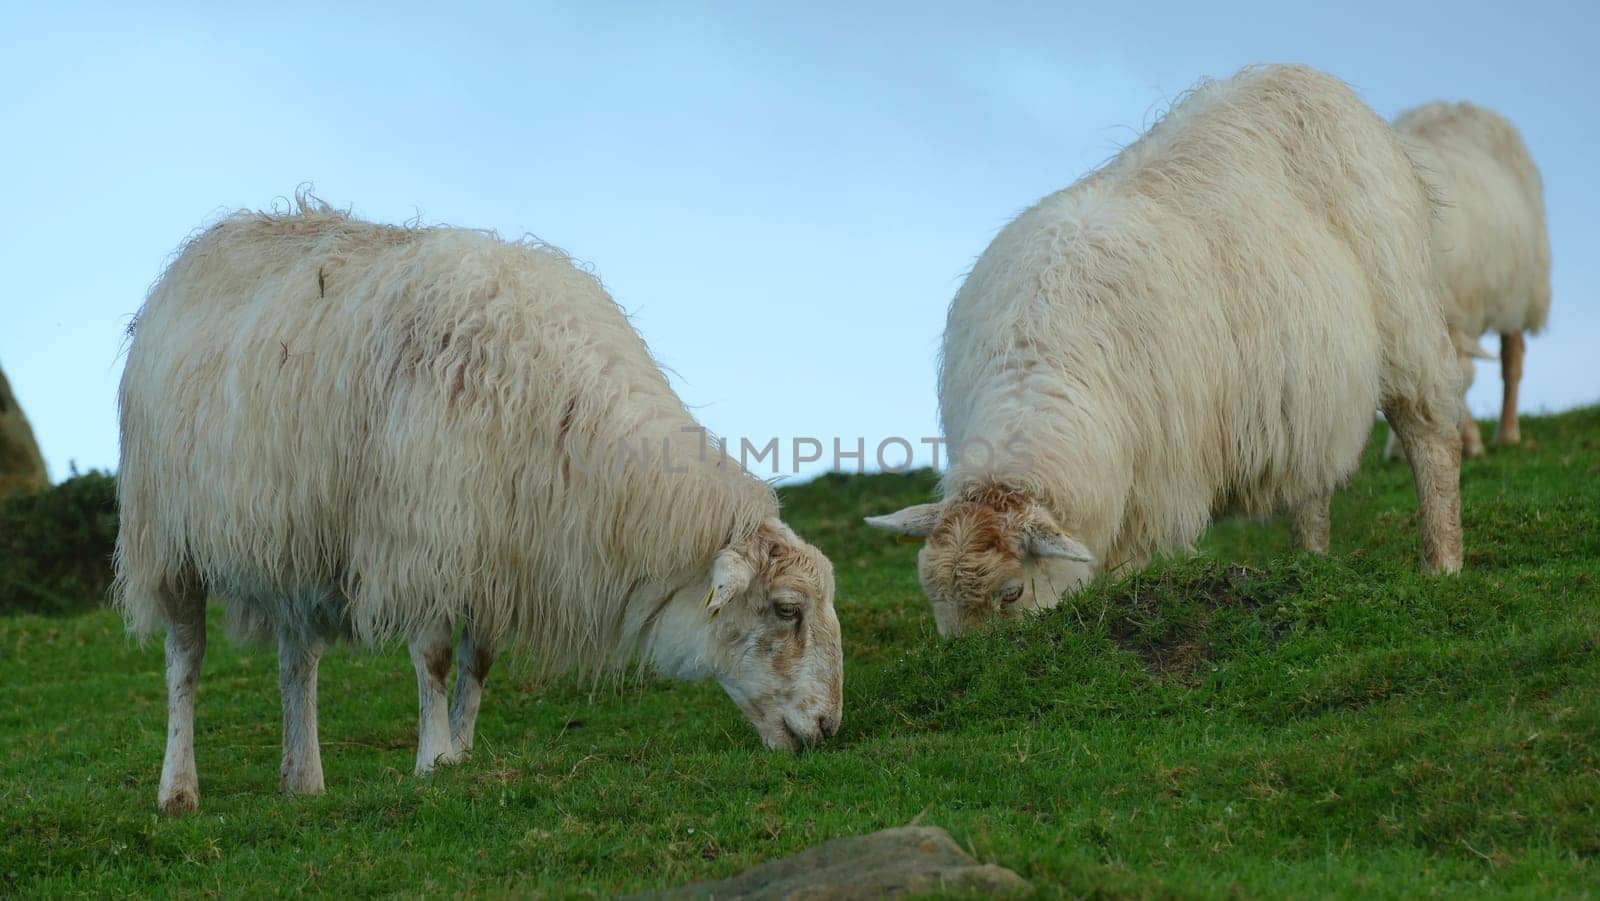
[817,714,839,741]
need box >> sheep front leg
[410,620,461,775]
[1460,408,1486,459]
[157,589,206,815]
[1497,331,1525,445]
[449,627,498,758]
[278,628,326,794]
[1385,399,1464,574]
[1382,425,1404,462]
[1455,342,1486,459]
[1289,490,1332,555]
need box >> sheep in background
[116,200,843,814]
[867,65,1464,636]
[1385,101,1551,459]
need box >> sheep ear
[1027,530,1094,562]
[705,549,756,619]
[1022,509,1094,563]
[863,503,941,538]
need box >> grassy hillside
[2,409,1597,897]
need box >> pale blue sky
[2,1,1594,480]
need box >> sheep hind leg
[277,627,326,794]
[1409,385,1482,463]
[449,626,498,758]
[1385,399,1464,574]
[410,620,461,775]
[1496,331,1525,445]
[1289,490,1332,555]
[156,580,206,815]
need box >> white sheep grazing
[1383,101,1551,459]
[115,200,843,815]
[866,65,1465,637]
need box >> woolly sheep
[115,201,843,815]
[1383,101,1551,459]
[866,65,1465,636]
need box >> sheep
[114,199,843,815]
[0,362,49,498]
[866,65,1465,637]
[1383,101,1551,460]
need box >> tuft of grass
[2,409,1598,896]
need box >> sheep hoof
[158,787,200,816]
[279,775,326,795]
[414,751,464,777]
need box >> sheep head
[865,483,1093,637]
[705,519,843,750]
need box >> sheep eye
[998,583,1024,605]
[774,603,803,621]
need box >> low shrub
[0,470,118,615]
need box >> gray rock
[633,825,1030,899]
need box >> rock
[0,364,49,500]
[633,825,1030,899]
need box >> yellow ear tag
[703,586,716,608]
[895,534,926,545]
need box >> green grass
[3,409,1599,897]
